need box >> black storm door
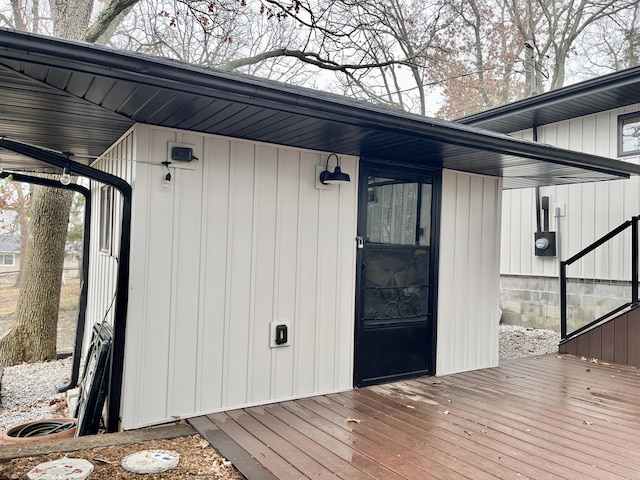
[354,163,438,387]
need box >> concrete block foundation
[500,274,631,332]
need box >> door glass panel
[363,247,430,324]
[366,178,431,245]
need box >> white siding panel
[168,135,205,418]
[437,170,501,376]
[224,141,256,407]
[134,172,174,424]
[197,137,231,412]
[116,126,357,429]
[316,181,341,391]
[272,148,299,399]
[249,145,278,403]
[294,152,321,396]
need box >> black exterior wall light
[319,153,350,185]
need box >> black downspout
[0,137,132,433]
[0,171,90,393]
[532,125,542,233]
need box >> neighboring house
[460,67,640,332]
[0,234,19,275]
[1,28,638,432]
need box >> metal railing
[560,215,640,342]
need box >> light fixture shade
[319,154,350,185]
[320,166,350,184]
[60,167,71,185]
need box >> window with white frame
[99,185,113,253]
[618,112,640,157]
[0,253,15,266]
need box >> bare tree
[506,0,638,90]
[323,0,456,115]
[131,0,444,111]
[575,4,640,75]
[0,185,71,364]
[0,0,142,366]
[432,0,640,118]
[432,0,527,118]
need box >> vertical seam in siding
[270,149,282,399]
[195,139,210,412]
[293,154,303,395]
[247,145,259,402]
[166,160,180,418]
[221,144,235,407]
[313,164,323,392]
[292,152,303,395]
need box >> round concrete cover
[27,458,94,480]
[121,449,180,474]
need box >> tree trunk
[0,186,73,365]
[2,0,136,366]
[14,183,31,287]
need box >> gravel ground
[499,324,561,360]
[0,357,72,435]
[0,325,560,435]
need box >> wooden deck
[189,354,640,479]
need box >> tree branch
[219,47,413,71]
[82,0,141,42]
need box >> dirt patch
[0,434,244,479]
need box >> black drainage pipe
[0,137,131,433]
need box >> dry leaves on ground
[0,434,244,480]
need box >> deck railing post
[560,261,567,340]
[633,216,639,306]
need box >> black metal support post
[0,171,91,393]
[560,261,567,340]
[632,216,639,306]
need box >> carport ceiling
[1,28,639,189]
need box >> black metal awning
[1,27,640,189]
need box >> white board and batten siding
[91,124,358,429]
[86,130,134,350]
[502,105,640,280]
[436,170,503,376]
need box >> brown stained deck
[189,354,640,480]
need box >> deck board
[194,354,640,479]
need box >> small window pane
[99,186,113,253]
[619,114,640,156]
[1,254,15,266]
[366,178,431,246]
